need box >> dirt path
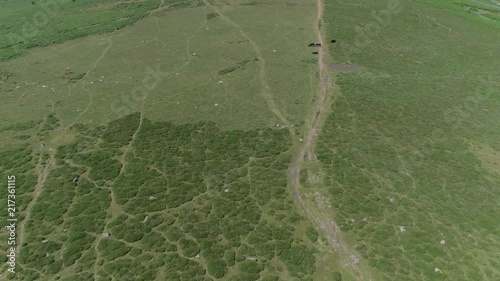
[16,153,55,257]
[287,0,374,280]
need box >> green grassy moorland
[1,0,499,280]
[314,0,500,280]
[0,0,348,280]
[0,113,320,280]
[0,0,178,62]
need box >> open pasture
[314,0,500,280]
[0,0,319,131]
[0,0,344,280]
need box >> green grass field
[0,0,499,280]
[0,0,338,280]
[314,0,500,280]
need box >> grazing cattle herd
[309,39,336,54]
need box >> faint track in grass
[16,118,57,258]
[202,0,295,135]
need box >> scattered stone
[388,197,394,203]
[41,143,45,148]
[246,257,257,261]
[149,196,156,200]
[195,254,200,258]
[399,226,406,232]
[362,217,368,222]
[224,188,229,193]
[440,240,445,245]
[45,252,50,257]
[218,80,223,84]
[351,256,360,264]
[215,104,218,106]
[42,239,48,243]
[102,233,111,238]
[143,216,149,223]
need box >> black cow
[312,51,319,55]
[331,39,336,43]
[308,43,315,47]
[315,43,322,47]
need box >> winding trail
[202,0,294,134]
[287,0,374,280]
[16,118,56,257]
[203,1,372,278]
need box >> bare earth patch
[471,143,500,174]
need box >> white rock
[434,268,442,273]
[440,240,445,245]
[399,226,406,232]
[224,189,229,192]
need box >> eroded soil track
[287,0,375,280]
